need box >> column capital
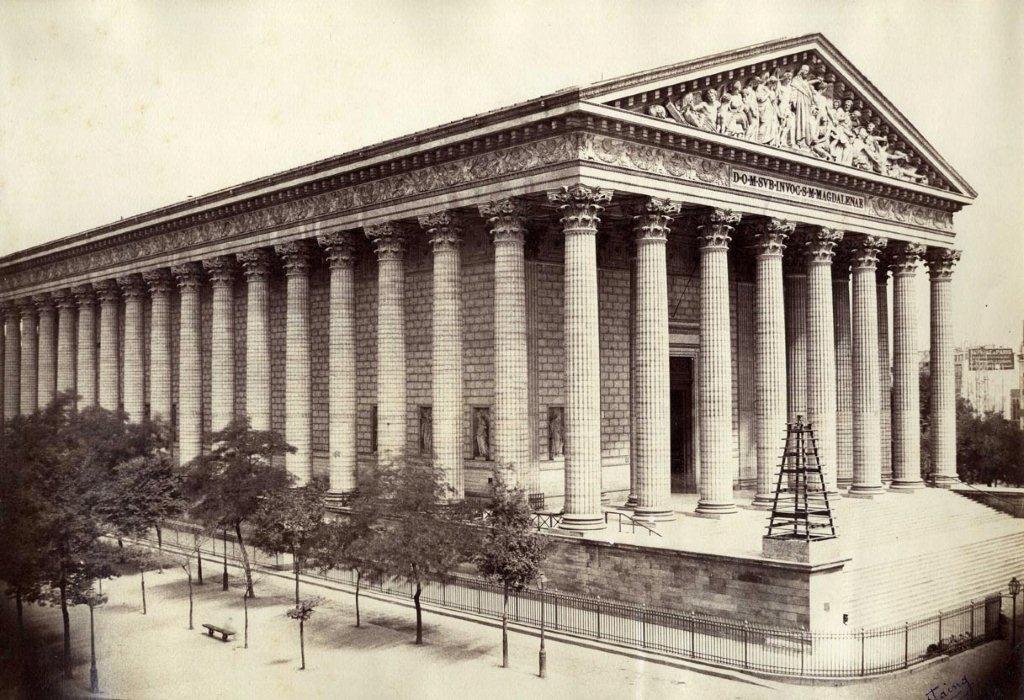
[548,185,612,232]
[172,262,205,290]
[750,218,794,257]
[117,273,148,299]
[73,284,96,306]
[275,240,314,275]
[365,222,405,260]
[94,279,121,303]
[890,242,926,276]
[696,208,741,250]
[848,235,888,271]
[52,289,78,309]
[31,292,54,311]
[632,198,681,243]
[418,211,462,250]
[238,248,276,279]
[803,227,844,264]
[926,247,961,281]
[317,231,357,268]
[143,268,175,294]
[0,300,18,319]
[480,198,527,246]
[203,255,237,286]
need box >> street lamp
[538,574,548,679]
[85,589,108,694]
[1009,576,1021,651]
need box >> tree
[182,419,294,598]
[476,478,547,668]
[286,597,323,670]
[365,460,479,644]
[956,400,1024,486]
[250,476,330,604]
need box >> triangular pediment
[583,35,973,198]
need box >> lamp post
[1009,576,1021,651]
[85,590,107,694]
[538,574,548,679]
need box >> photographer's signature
[925,675,971,699]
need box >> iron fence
[149,520,1010,679]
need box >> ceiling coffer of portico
[594,39,963,195]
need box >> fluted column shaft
[277,241,313,485]
[74,286,97,409]
[696,209,741,516]
[421,214,466,497]
[144,271,174,424]
[96,281,120,412]
[204,256,236,433]
[804,229,842,492]
[35,295,57,409]
[366,224,407,464]
[928,248,961,486]
[752,220,793,507]
[55,292,76,396]
[850,236,887,495]
[238,250,273,431]
[890,243,925,489]
[174,263,204,465]
[631,199,681,521]
[119,276,146,422]
[3,307,20,419]
[19,302,38,415]
[877,270,892,481]
[784,267,808,422]
[832,267,853,486]
[318,234,358,495]
[480,202,531,493]
[548,186,611,530]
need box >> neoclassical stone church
[0,34,972,525]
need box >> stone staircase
[834,488,1024,629]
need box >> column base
[558,513,605,531]
[694,501,738,518]
[632,507,676,523]
[624,493,638,509]
[889,480,924,492]
[750,493,775,510]
[932,475,961,489]
[847,484,885,499]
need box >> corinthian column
[877,264,893,482]
[548,185,611,530]
[421,212,466,498]
[890,243,925,490]
[34,294,57,409]
[927,248,961,487]
[629,198,680,521]
[849,235,887,496]
[480,200,532,496]
[119,275,147,422]
[144,270,174,424]
[832,257,853,486]
[203,256,236,433]
[74,285,97,408]
[804,228,843,493]
[318,232,358,495]
[19,299,38,415]
[784,256,808,423]
[3,304,20,419]
[751,218,793,508]
[366,223,407,464]
[238,250,274,431]
[696,208,741,516]
[276,241,313,485]
[173,263,204,465]
[96,280,120,412]
[54,291,77,396]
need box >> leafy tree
[956,400,1024,486]
[286,596,324,670]
[182,419,294,597]
[364,460,479,644]
[250,476,330,603]
[476,478,547,668]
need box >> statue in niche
[548,406,565,460]
[473,407,490,460]
[369,405,378,454]
[419,406,432,456]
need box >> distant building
[955,346,1017,418]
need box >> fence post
[514,592,519,623]
[476,586,481,614]
[860,629,865,676]
[690,614,696,658]
[743,622,749,669]
[641,605,647,649]
[904,622,909,669]
[970,600,975,640]
[596,598,602,638]
[938,610,943,648]
[800,632,805,675]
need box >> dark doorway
[670,355,696,493]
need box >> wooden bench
[201,623,236,642]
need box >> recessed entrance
[670,355,696,493]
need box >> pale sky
[1,0,1021,349]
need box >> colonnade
[0,188,962,529]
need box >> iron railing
[143,521,1011,679]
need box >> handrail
[604,510,663,537]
